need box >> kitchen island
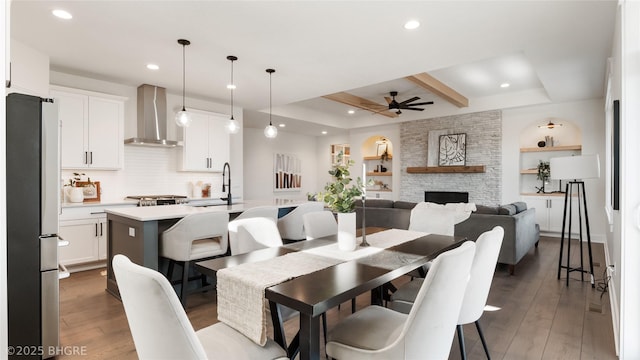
[105,199,312,298]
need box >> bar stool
[232,205,278,222]
[160,212,229,307]
[277,202,324,241]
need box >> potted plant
[536,160,550,193]
[319,151,365,251]
[380,149,390,163]
[63,172,87,203]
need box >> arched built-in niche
[519,117,582,194]
[520,117,582,149]
[362,135,393,198]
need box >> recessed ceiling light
[278,123,286,128]
[321,131,328,135]
[404,20,420,30]
[146,64,159,70]
[226,84,236,90]
[500,83,510,88]
[52,9,72,20]
[347,109,355,114]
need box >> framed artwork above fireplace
[438,133,467,166]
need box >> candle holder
[360,194,370,247]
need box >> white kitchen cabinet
[522,195,580,234]
[59,204,134,270]
[51,86,126,170]
[8,39,50,97]
[98,218,108,260]
[180,110,230,172]
[59,218,102,265]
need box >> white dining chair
[325,241,476,360]
[160,211,229,307]
[112,254,288,360]
[302,210,337,240]
[277,202,324,241]
[233,206,278,223]
[406,202,477,279]
[389,226,504,359]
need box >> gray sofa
[456,202,540,274]
[354,199,540,274]
[354,199,414,230]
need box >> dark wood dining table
[196,230,467,360]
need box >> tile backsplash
[61,146,226,202]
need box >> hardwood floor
[58,236,616,359]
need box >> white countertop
[105,199,314,222]
[62,200,139,208]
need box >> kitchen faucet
[221,162,232,205]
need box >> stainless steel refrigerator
[6,93,67,359]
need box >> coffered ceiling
[10,1,616,135]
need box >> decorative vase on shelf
[337,212,357,251]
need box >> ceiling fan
[384,91,434,115]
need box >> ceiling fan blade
[399,96,420,105]
[403,107,425,111]
[405,101,434,106]
[384,96,392,104]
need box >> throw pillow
[408,204,455,235]
[499,204,517,215]
[512,201,528,213]
[475,205,500,215]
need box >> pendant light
[264,68,278,138]
[175,39,192,127]
[226,55,240,134]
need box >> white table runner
[302,228,428,261]
[217,251,342,346]
[216,228,429,345]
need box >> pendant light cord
[269,70,272,126]
[264,68,276,138]
[230,59,234,119]
[182,43,186,111]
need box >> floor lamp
[550,154,600,287]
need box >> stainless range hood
[124,84,181,147]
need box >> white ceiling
[10,1,616,136]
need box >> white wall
[617,1,640,357]
[606,6,622,352]
[243,127,320,200]
[8,39,49,97]
[502,99,607,242]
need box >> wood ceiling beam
[405,72,469,108]
[322,92,398,118]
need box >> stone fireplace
[400,110,502,205]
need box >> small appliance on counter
[126,195,189,207]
